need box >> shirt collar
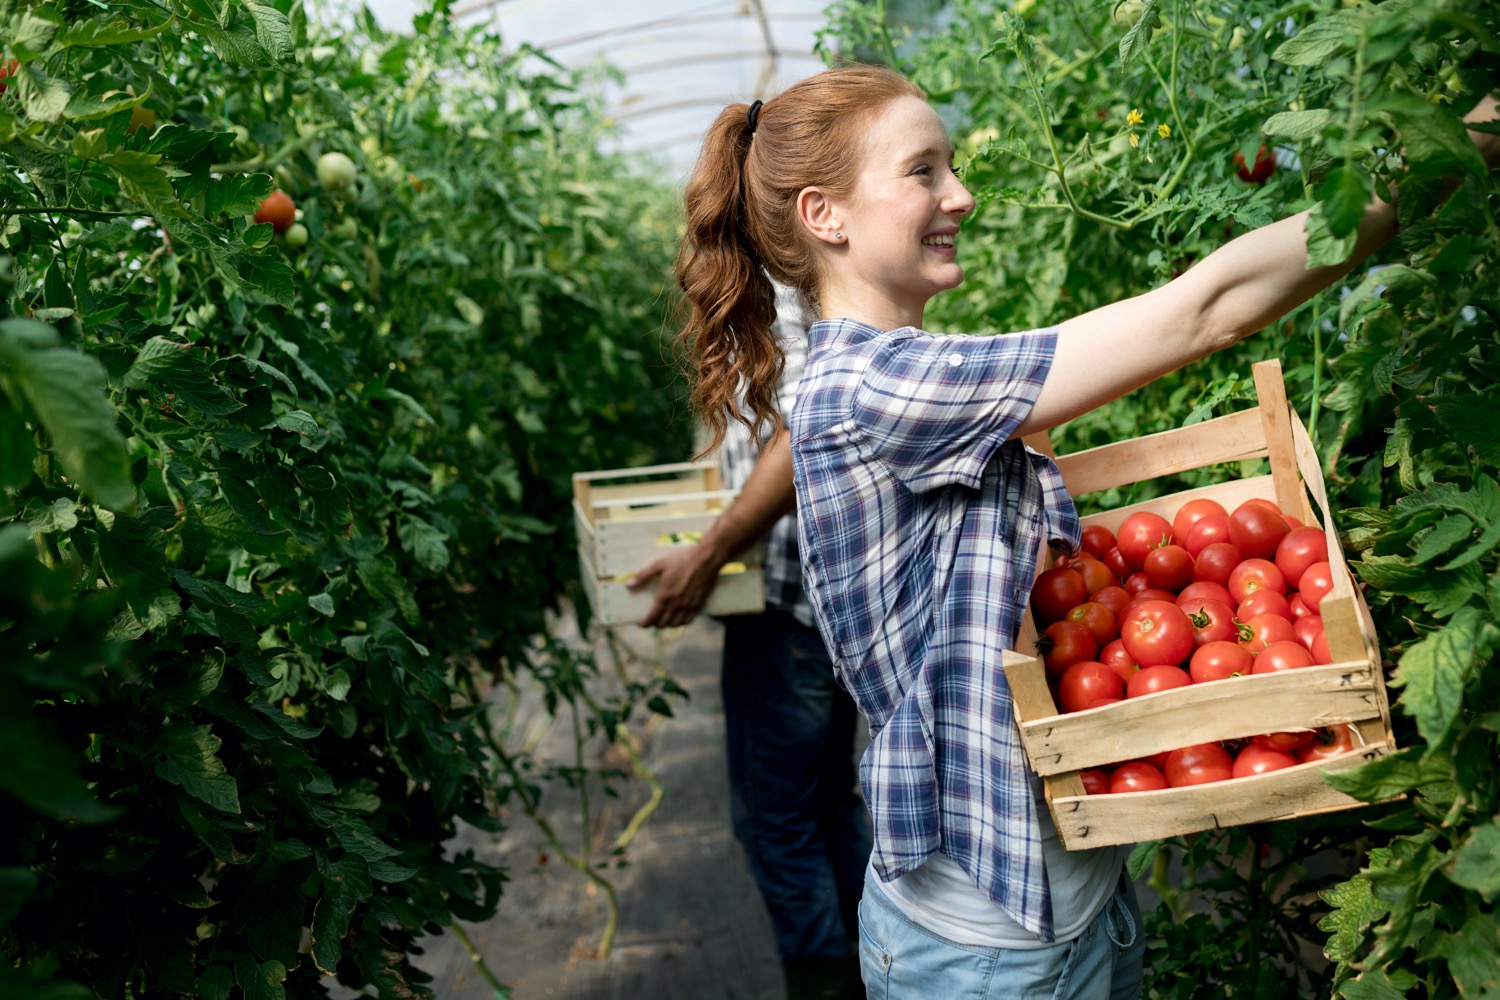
[809,317,913,360]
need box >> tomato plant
[253,189,297,233]
[1233,144,1276,184]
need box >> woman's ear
[797,186,845,246]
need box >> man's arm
[626,429,794,628]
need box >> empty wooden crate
[573,461,766,626]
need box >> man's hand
[627,543,727,629]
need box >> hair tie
[746,99,763,137]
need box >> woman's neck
[817,283,924,331]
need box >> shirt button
[948,352,964,367]
[882,953,891,966]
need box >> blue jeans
[857,867,1145,999]
[722,609,873,960]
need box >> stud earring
[834,231,844,242]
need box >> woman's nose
[945,174,975,217]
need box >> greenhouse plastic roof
[362,0,832,178]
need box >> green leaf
[308,592,335,616]
[1427,912,1500,996]
[0,403,36,489]
[61,89,143,123]
[9,10,60,55]
[101,151,184,218]
[1117,0,1161,67]
[22,497,78,534]
[1263,109,1334,141]
[1319,166,1371,239]
[1449,823,1500,901]
[11,63,71,123]
[207,172,274,220]
[311,853,372,974]
[0,322,134,511]
[233,861,303,967]
[154,723,241,814]
[1410,515,1473,566]
[60,14,174,46]
[1388,608,1482,743]
[198,965,234,1000]
[1319,875,1389,964]
[398,517,450,572]
[1273,11,1359,66]
[1432,396,1500,468]
[1373,92,1487,179]
[1304,203,1358,268]
[1337,971,1407,1000]
[234,956,287,1000]
[1323,746,1449,802]
[242,1,296,62]
[124,337,245,415]
[269,409,318,436]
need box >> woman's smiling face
[818,95,976,329]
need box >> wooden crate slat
[572,461,718,483]
[1051,408,1268,499]
[1008,657,1388,776]
[582,546,767,625]
[1252,359,1315,520]
[593,515,763,578]
[1047,744,1393,850]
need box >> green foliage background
[0,0,688,996]
[825,0,1500,996]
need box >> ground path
[402,617,787,1000]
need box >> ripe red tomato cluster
[1030,496,1355,794]
[1082,723,1358,795]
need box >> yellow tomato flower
[1157,123,1171,139]
[1126,108,1145,126]
[1129,132,1140,148]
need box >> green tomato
[331,216,359,239]
[283,222,310,249]
[317,151,358,192]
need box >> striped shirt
[788,317,1081,940]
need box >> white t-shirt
[876,786,1126,949]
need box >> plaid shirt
[789,318,1081,941]
[719,287,815,626]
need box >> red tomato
[1193,542,1244,586]
[1182,599,1237,647]
[1234,145,1276,184]
[1189,640,1252,683]
[1117,512,1174,570]
[254,189,297,233]
[1164,743,1234,787]
[1288,592,1312,619]
[1227,558,1286,605]
[1176,580,1234,610]
[1253,731,1315,752]
[1238,613,1296,655]
[1125,588,1179,609]
[1298,562,1336,613]
[1241,498,1283,514]
[1298,724,1356,763]
[1251,640,1315,674]
[1089,585,1131,618]
[1070,555,1117,595]
[1099,639,1140,684]
[1123,571,1152,596]
[0,59,17,97]
[1284,514,1303,529]
[1081,768,1112,795]
[1293,614,1324,651]
[1058,661,1126,713]
[1143,544,1194,592]
[1172,499,1228,545]
[1109,761,1169,793]
[1063,602,1117,647]
[1031,567,1087,624]
[1229,502,1290,560]
[1310,630,1332,665]
[1081,525,1116,560]
[1237,590,1291,622]
[1183,515,1233,558]
[1233,743,1299,778]
[1275,526,1329,588]
[1126,663,1192,698]
[1102,546,1132,581]
[1040,621,1098,678]
[1120,600,1195,667]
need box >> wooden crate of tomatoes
[1002,359,1392,851]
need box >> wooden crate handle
[1250,359,1312,520]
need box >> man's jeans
[723,609,872,960]
[857,867,1145,999]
